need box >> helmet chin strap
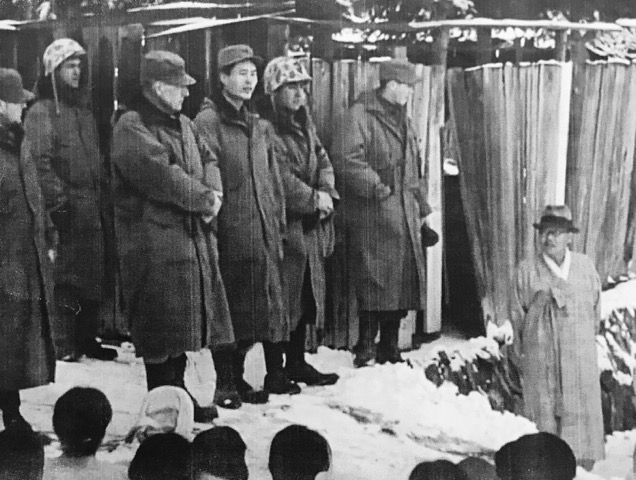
[51,71,60,115]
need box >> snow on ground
[9,281,636,480]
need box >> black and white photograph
[1,0,636,478]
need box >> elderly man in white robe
[509,205,604,470]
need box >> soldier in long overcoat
[261,56,339,387]
[0,69,57,433]
[331,60,432,367]
[195,45,294,408]
[111,50,234,422]
[22,38,116,361]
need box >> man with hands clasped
[111,51,234,422]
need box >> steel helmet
[43,38,86,76]
[263,56,312,95]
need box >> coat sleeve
[274,134,317,216]
[331,108,388,200]
[191,121,223,194]
[23,102,67,211]
[509,262,530,361]
[111,113,215,215]
[267,127,287,242]
[314,126,339,200]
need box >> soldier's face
[393,80,413,106]
[154,81,189,112]
[221,61,258,102]
[58,58,82,89]
[275,81,308,111]
[3,102,25,124]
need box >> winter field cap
[533,204,579,233]
[141,50,195,87]
[0,68,32,104]
[43,38,86,76]
[379,59,420,85]
[218,44,263,71]
[264,56,312,95]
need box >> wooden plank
[424,64,445,333]
[310,58,332,149]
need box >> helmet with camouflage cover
[43,38,86,76]
[263,56,312,95]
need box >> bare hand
[317,191,334,215]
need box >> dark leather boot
[285,324,338,386]
[0,390,51,445]
[354,311,379,368]
[233,345,269,404]
[211,348,242,409]
[263,342,301,395]
[377,318,404,364]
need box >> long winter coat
[267,106,338,332]
[194,96,288,344]
[0,119,56,390]
[331,91,431,312]
[22,96,107,301]
[512,252,605,462]
[111,98,234,359]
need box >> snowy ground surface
[9,280,636,480]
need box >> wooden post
[555,31,568,62]
[424,29,448,336]
[477,28,491,65]
[204,28,212,98]
[267,20,288,59]
[0,32,18,69]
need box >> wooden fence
[448,60,636,327]
[566,61,636,284]
[309,59,446,349]
[448,61,572,324]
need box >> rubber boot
[233,344,269,404]
[0,390,51,445]
[172,354,218,422]
[144,359,174,391]
[263,342,301,395]
[285,323,338,386]
[211,348,242,409]
[0,390,30,432]
[77,298,117,361]
[354,311,379,368]
[377,317,404,364]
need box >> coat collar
[136,96,181,130]
[357,89,407,142]
[0,117,23,155]
[203,94,259,130]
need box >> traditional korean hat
[532,204,579,233]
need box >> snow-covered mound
[326,362,535,455]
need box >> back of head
[191,426,248,480]
[129,433,191,480]
[409,460,468,480]
[0,429,44,480]
[495,432,576,480]
[457,457,498,480]
[269,425,330,480]
[53,387,112,457]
